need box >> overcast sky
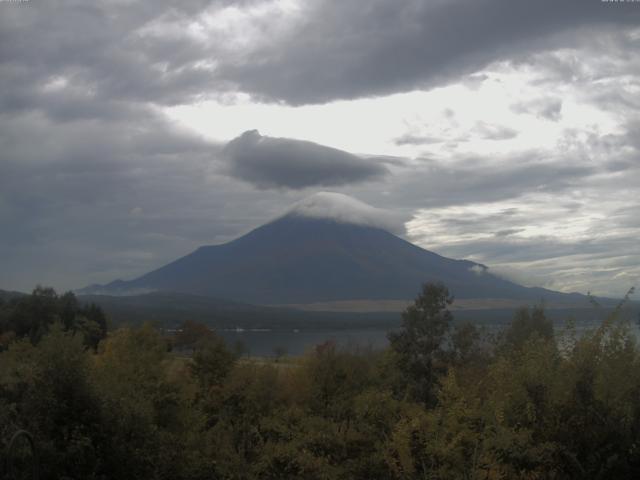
[1,0,639,298]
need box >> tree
[0,287,107,348]
[77,302,108,349]
[503,305,553,351]
[174,319,216,352]
[388,282,453,406]
[92,323,202,479]
[191,331,237,391]
[0,325,103,479]
[8,286,59,343]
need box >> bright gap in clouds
[164,58,618,160]
[405,194,640,297]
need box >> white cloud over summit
[283,192,405,234]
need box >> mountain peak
[78,189,587,306]
[281,192,402,233]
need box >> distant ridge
[79,193,589,307]
[0,289,28,301]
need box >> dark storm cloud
[0,0,284,292]
[2,0,638,109]
[221,130,388,189]
[0,104,225,290]
[0,1,222,112]
[0,101,300,291]
[221,0,640,104]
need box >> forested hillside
[1,285,639,479]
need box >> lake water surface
[217,315,640,357]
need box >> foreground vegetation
[1,284,639,479]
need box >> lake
[218,326,391,357]
[217,309,640,357]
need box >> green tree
[0,325,103,479]
[77,302,108,350]
[7,286,59,343]
[388,282,453,406]
[92,323,207,479]
[0,286,107,349]
[191,331,237,392]
[203,362,284,479]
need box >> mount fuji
[79,193,586,308]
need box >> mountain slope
[80,211,585,306]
